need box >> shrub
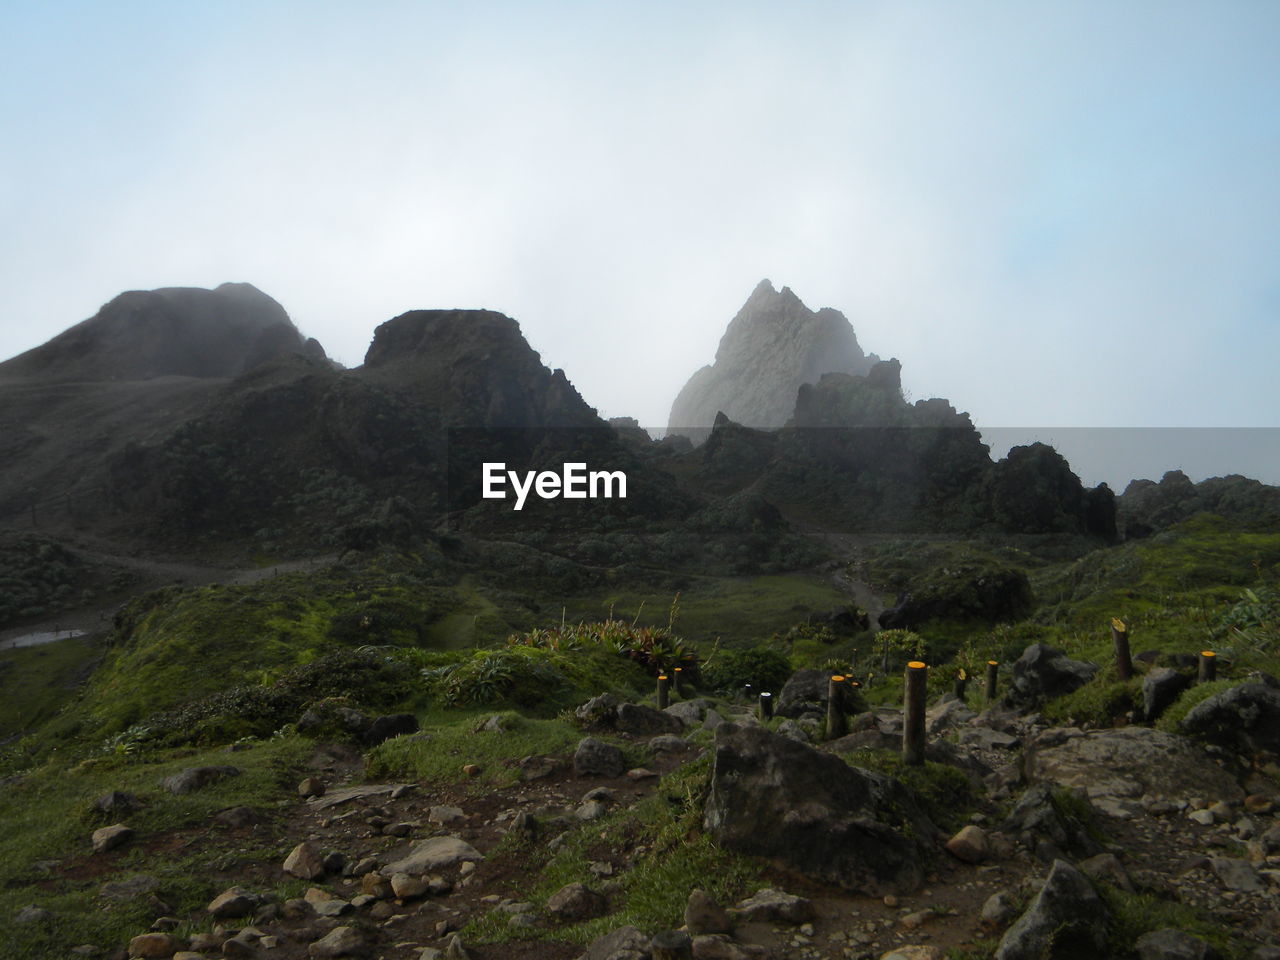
[702,645,792,693]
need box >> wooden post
[1111,618,1133,681]
[673,667,685,698]
[742,682,752,702]
[656,675,670,710]
[826,675,847,740]
[954,669,968,703]
[985,660,999,702]
[758,691,773,721]
[903,661,928,766]
[1198,650,1217,684]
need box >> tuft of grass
[0,633,98,739]
[839,749,976,832]
[1154,678,1236,734]
[463,752,761,945]
[1097,882,1244,958]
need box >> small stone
[685,888,733,936]
[298,777,326,798]
[730,888,814,924]
[443,934,470,960]
[461,764,481,777]
[207,886,259,919]
[577,800,609,821]
[308,926,365,958]
[221,936,256,959]
[1188,809,1215,826]
[429,805,464,824]
[899,910,932,930]
[880,948,944,960]
[92,823,133,853]
[882,894,899,908]
[627,767,659,780]
[546,882,607,920]
[284,841,327,879]
[650,928,693,959]
[390,873,429,900]
[945,825,989,864]
[127,933,182,958]
[1244,794,1274,815]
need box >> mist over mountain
[667,280,878,441]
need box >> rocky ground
[21,655,1280,960]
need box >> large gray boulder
[1007,644,1098,707]
[994,859,1108,960]
[1181,679,1280,756]
[1029,726,1244,816]
[615,703,683,736]
[703,723,936,894]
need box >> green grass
[0,634,98,738]
[365,710,606,789]
[557,573,851,646]
[0,735,312,960]
[1098,882,1244,958]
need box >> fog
[2,2,1278,485]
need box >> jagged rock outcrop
[703,723,937,894]
[0,282,324,382]
[668,280,877,440]
[1120,470,1280,537]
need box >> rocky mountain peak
[0,282,324,382]
[667,281,878,441]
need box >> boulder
[283,841,327,880]
[160,765,240,795]
[649,734,691,754]
[926,698,975,735]
[546,882,607,920]
[1142,668,1191,722]
[776,669,835,718]
[704,724,936,894]
[207,886,259,919]
[308,926,365,958]
[575,693,622,728]
[729,888,814,925]
[665,700,711,726]
[998,783,1103,863]
[93,791,143,816]
[379,836,483,876]
[1134,928,1220,960]
[684,889,732,936]
[128,934,183,958]
[993,859,1107,959]
[1007,644,1098,706]
[579,925,650,960]
[574,738,627,778]
[616,703,684,736]
[91,823,133,853]
[944,825,989,864]
[1182,680,1280,756]
[1029,727,1244,814]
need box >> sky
[2,1,1278,485]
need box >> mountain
[0,282,326,382]
[667,280,878,441]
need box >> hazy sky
[3,1,1278,483]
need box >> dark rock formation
[703,723,936,894]
[993,859,1108,959]
[1142,667,1191,722]
[1120,470,1280,537]
[1181,679,1280,756]
[668,280,877,440]
[1006,644,1098,707]
[998,783,1103,863]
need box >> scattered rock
[648,734,691,754]
[945,825,989,864]
[298,777,326,798]
[207,886,259,919]
[1077,852,1134,892]
[379,836,483,876]
[518,756,559,780]
[880,948,945,960]
[730,888,814,924]
[1134,928,1221,960]
[283,841,327,880]
[705,724,936,894]
[993,859,1108,959]
[128,933,183,958]
[91,823,133,854]
[215,806,261,828]
[574,737,627,778]
[390,873,430,900]
[576,693,622,728]
[650,929,693,960]
[981,890,1020,926]
[664,700,710,726]
[926,698,975,734]
[428,805,465,824]
[93,791,142,816]
[15,904,51,923]
[546,882,607,920]
[579,925,650,960]
[685,889,732,936]
[1210,857,1264,892]
[160,765,240,795]
[308,926,365,958]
